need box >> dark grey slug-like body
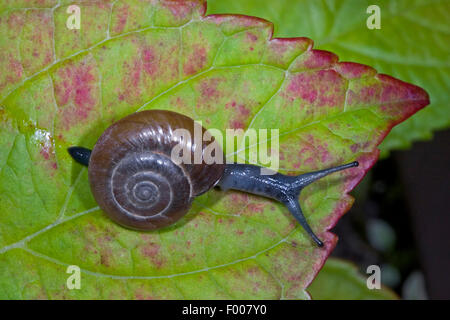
[68,110,358,247]
[216,162,358,247]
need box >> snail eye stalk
[217,161,359,247]
[284,161,359,247]
[68,146,91,167]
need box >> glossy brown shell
[88,110,225,230]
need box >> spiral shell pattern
[88,110,225,230]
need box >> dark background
[332,129,450,299]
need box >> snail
[68,110,358,247]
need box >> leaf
[307,258,398,300]
[0,0,428,299]
[208,0,449,157]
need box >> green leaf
[308,258,398,300]
[0,0,428,299]
[208,0,449,156]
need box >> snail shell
[88,110,225,230]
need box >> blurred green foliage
[308,258,398,299]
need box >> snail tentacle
[216,162,359,247]
[283,196,323,247]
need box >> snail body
[69,110,358,247]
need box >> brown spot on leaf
[286,70,346,107]
[140,242,166,268]
[162,0,195,19]
[184,44,207,75]
[54,59,98,130]
[246,32,258,42]
[114,4,129,34]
